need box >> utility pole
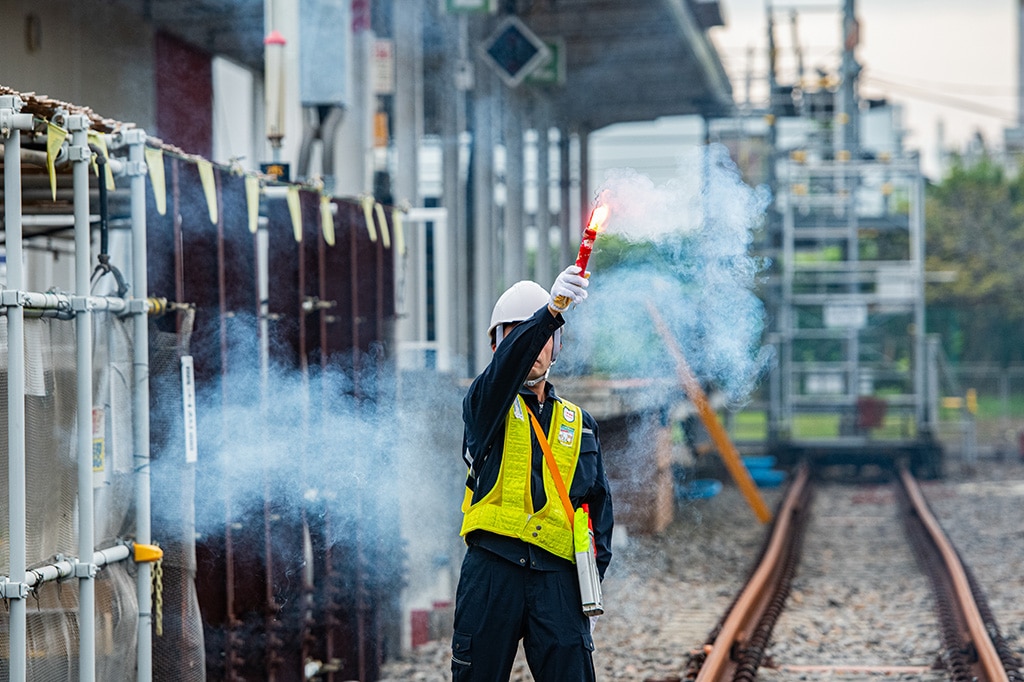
[765,1,782,446]
[839,0,860,156]
[765,2,780,183]
[1018,0,1024,128]
[789,9,805,113]
[766,2,779,117]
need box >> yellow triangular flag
[87,131,115,191]
[196,160,218,224]
[392,208,406,256]
[287,186,302,242]
[245,175,261,234]
[374,202,391,249]
[46,121,68,201]
[145,147,167,216]
[321,195,335,246]
[360,195,378,242]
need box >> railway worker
[451,266,614,682]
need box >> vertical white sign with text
[181,356,198,464]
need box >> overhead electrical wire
[866,68,1016,97]
[862,74,1018,123]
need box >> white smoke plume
[558,144,775,406]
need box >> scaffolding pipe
[2,93,34,682]
[126,128,154,682]
[69,115,98,682]
[0,291,130,317]
[0,142,71,169]
[22,544,133,589]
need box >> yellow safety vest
[460,394,584,561]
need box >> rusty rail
[692,464,811,681]
[898,465,1020,682]
[686,463,1022,682]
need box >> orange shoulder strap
[527,410,576,523]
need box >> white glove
[589,615,600,633]
[549,265,589,313]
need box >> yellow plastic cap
[134,543,164,563]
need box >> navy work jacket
[462,305,613,579]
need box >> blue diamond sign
[479,16,550,88]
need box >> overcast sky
[710,0,1018,175]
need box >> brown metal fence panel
[144,157,400,681]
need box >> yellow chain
[151,556,164,637]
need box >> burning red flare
[551,203,610,310]
[573,204,609,273]
[588,205,609,231]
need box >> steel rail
[689,463,1020,682]
[694,464,810,682]
[898,465,1011,682]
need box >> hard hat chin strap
[524,328,559,389]
[495,326,561,388]
[528,329,561,387]
[523,368,549,388]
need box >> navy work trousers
[450,545,596,682]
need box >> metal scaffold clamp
[0,578,30,601]
[70,295,91,313]
[72,561,98,579]
[1,290,25,308]
[0,95,35,136]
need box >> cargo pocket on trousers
[582,631,595,652]
[451,631,472,676]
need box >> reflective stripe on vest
[460,395,583,561]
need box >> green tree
[925,157,1024,363]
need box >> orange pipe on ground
[646,302,772,524]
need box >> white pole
[395,0,424,362]
[434,212,452,373]
[69,114,98,682]
[472,56,496,373]
[126,128,154,682]
[504,99,524,284]
[2,93,34,682]
[536,122,551,285]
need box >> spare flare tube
[553,204,609,310]
[573,503,603,616]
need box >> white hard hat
[488,280,562,362]
[488,281,549,339]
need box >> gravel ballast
[380,458,1024,681]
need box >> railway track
[683,463,1024,682]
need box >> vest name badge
[562,406,576,423]
[558,424,575,446]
